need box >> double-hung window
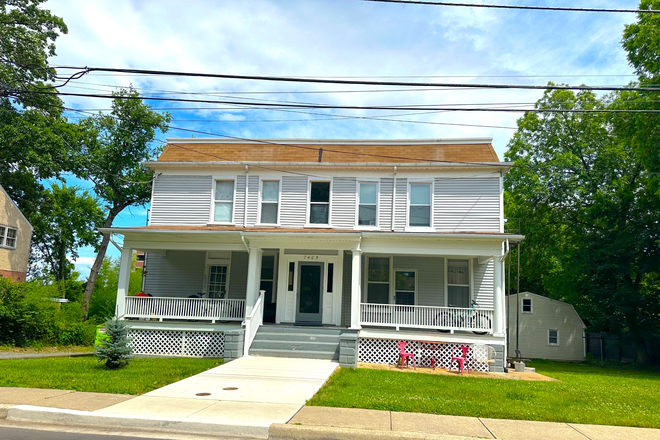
[213,180,235,223]
[447,259,470,308]
[309,181,330,225]
[358,182,377,226]
[522,298,533,313]
[0,226,17,249]
[260,180,279,224]
[367,257,390,304]
[548,329,559,346]
[409,182,431,227]
[395,270,416,305]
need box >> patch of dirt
[357,362,558,381]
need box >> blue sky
[43,0,641,277]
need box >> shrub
[96,317,133,369]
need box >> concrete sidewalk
[284,406,660,440]
[0,387,133,413]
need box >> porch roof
[101,225,524,241]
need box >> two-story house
[0,184,32,282]
[105,138,523,372]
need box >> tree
[29,184,105,282]
[77,87,171,319]
[504,87,660,362]
[88,256,143,321]
[95,317,133,369]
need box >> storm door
[296,263,323,324]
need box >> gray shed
[507,292,586,362]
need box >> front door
[296,263,323,324]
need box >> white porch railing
[360,303,493,333]
[124,297,245,322]
[243,290,265,355]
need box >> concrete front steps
[249,325,342,360]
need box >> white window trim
[522,298,533,314]
[444,257,472,308]
[364,255,391,304]
[355,179,380,230]
[208,176,237,225]
[0,225,17,250]
[256,177,282,227]
[394,268,417,305]
[305,178,333,228]
[548,329,559,346]
[203,252,232,298]
[405,179,434,231]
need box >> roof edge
[0,184,33,230]
[164,137,494,145]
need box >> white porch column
[350,250,362,329]
[493,256,505,337]
[245,246,263,317]
[115,246,132,318]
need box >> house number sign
[303,255,320,260]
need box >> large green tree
[29,184,105,282]
[77,87,171,319]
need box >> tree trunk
[81,214,117,321]
[633,335,649,365]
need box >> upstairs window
[447,259,470,308]
[548,329,559,346]
[358,182,377,226]
[309,181,330,224]
[0,226,17,249]
[522,298,533,313]
[409,183,431,227]
[213,180,235,223]
[260,180,279,224]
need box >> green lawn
[308,360,660,428]
[0,356,222,395]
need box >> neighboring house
[0,185,33,282]
[106,138,523,371]
[507,292,586,362]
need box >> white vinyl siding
[246,175,260,226]
[280,176,308,228]
[149,175,212,225]
[233,175,247,226]
[143,251,206,297]
[393,178,408,231]
[332,177,356,228]
[473,258,494,309]
[434,177,501,232]
[378,178,394,230]
[393,256,444,307]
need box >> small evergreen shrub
[95,317,133,369]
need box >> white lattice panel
[358,338,490,372]
[128,330,225,357]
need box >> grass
[0,345,95,354]
[308,360,660,428]
[0,356,222,395]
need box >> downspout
[243,165,249,227]
[240,231,250,253]
[391,166,397,231]
[109,234,123,252]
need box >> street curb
[7,405,268,439]
[269,424,481,440]
[0,404,14,419]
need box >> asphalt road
[0,426,172,440]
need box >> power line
[52,66,660,93]
[361,0,660,14]
[17,90,660,113]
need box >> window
[409,183,431,227]
[367,257,390,304]
[447,259,470,308]
[207,265,228,298]
[309,181,330,224]
[0,226,17,249]
[260,180,279,224]
[288,262,295,291]
[522,298,533,313]
[395,270,416,305]
[548,329,559,346]
[213,180,235,223]
[358,182,377,226]
[327,263,334,293]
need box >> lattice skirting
[358,338,491,372]
[128,330,225,357]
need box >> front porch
[108,228,515,369]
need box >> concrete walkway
[285,406,660,440]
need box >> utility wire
[16,90,660,113]
[361,0,660,14]
[52,66,660,93]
